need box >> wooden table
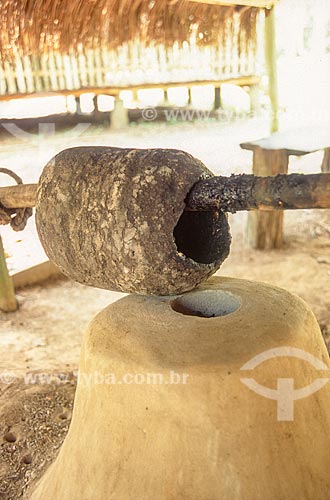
[240,127,330,250]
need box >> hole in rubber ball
[171,290,240,318]
[173,210,230,265]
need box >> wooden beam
[0,76,260,102]
[189,0,277,8]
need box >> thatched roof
[0,0,260,62]
[0,1,267,96]
[190,1,276,7]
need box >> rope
[0,168,33,231]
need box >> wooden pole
[264,6,279,133]
[1,174,330,213]
[0,183,37,208]
[186,173,330,213]
[0,234,17,312]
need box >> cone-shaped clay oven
[29,277,330,500]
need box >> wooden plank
[0,62,7,95]
[78,50,88,88]
[247,148,288,249]
[86,49,96,87]
[48,50,59,91]
[14,54,27,94]
[13,261,63,289]
[0,234,17,312]
[31,55,43,93]
[241,127,330,156]
[54,52,66,90]
[94,48,104,88]
[22,55,35,94]
[40,53,51,91]
[3,61,17,94]
[70,52,81,89]
[189,0,277,7]
[63,55,74,90]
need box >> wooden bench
[240,127,330,250]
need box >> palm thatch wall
[0,0,261,96]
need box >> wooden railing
[0,43,258,99]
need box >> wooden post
[214,86,221,110]
[163,88,169,105]
[93,95,99,113]
[93,94,103,121]
[75,96,82,115]
[187,87,192,106]
[110,97,129,129]
[321,148,330,173]
[132,89,139,105]
[264,7,279,133]
[249,83,261,115]
[247,147,288,249]
[0,234,17,312]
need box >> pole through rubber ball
[36,147,231,295]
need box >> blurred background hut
[0,0,264,94]
[0,0,281,133]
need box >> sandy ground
[2,212,329,375]
[1,115,329,371]
[0,115,330,498]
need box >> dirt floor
[1,115,330,498]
